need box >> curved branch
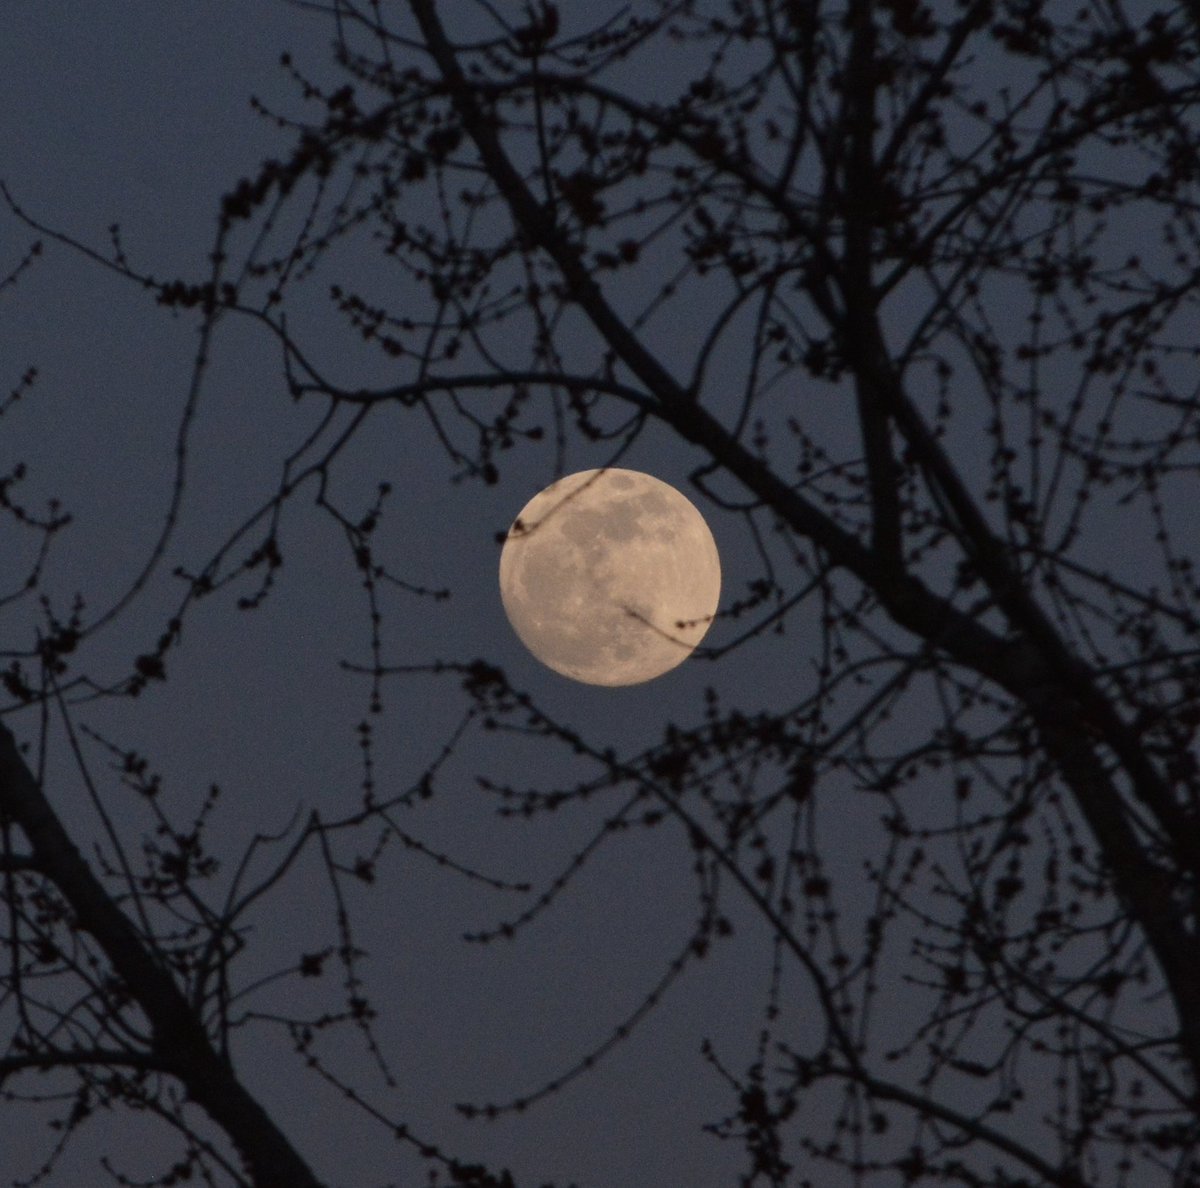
[303,369,656,412]
[0,1047,167,1086]
[815,1058,1090,1188]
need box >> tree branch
[410,0,1200,1098]
[0,1048,166,1085]
[817,1059,1090,1188]
[839,0,904,568]
[0,852,39,873]
[0,722,324,1188]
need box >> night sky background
[0,5,832,1184]
[3,3,1186,1186]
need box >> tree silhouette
[3,1,1199,1184]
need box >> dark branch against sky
[0,7,778,1185]
[2,3,1199,1186]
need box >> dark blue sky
[6,5,1184,1186]
[0,6,817,1185]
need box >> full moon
[499,468,721,686]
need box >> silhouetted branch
[0,722,324,1188]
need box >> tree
[2,1,1199,1184]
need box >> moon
[498,468,721,686]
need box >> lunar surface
[498,468,721,686]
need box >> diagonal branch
[816,1058,1090,1188]
[409,0,1200,1098]
[0,722,324,1188]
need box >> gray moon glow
[499,468,721,686]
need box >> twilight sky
[0,5,829,1185]
[5,5,1182,1186]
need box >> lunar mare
[498,468,721,686]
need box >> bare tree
[3,1,1199,1184]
